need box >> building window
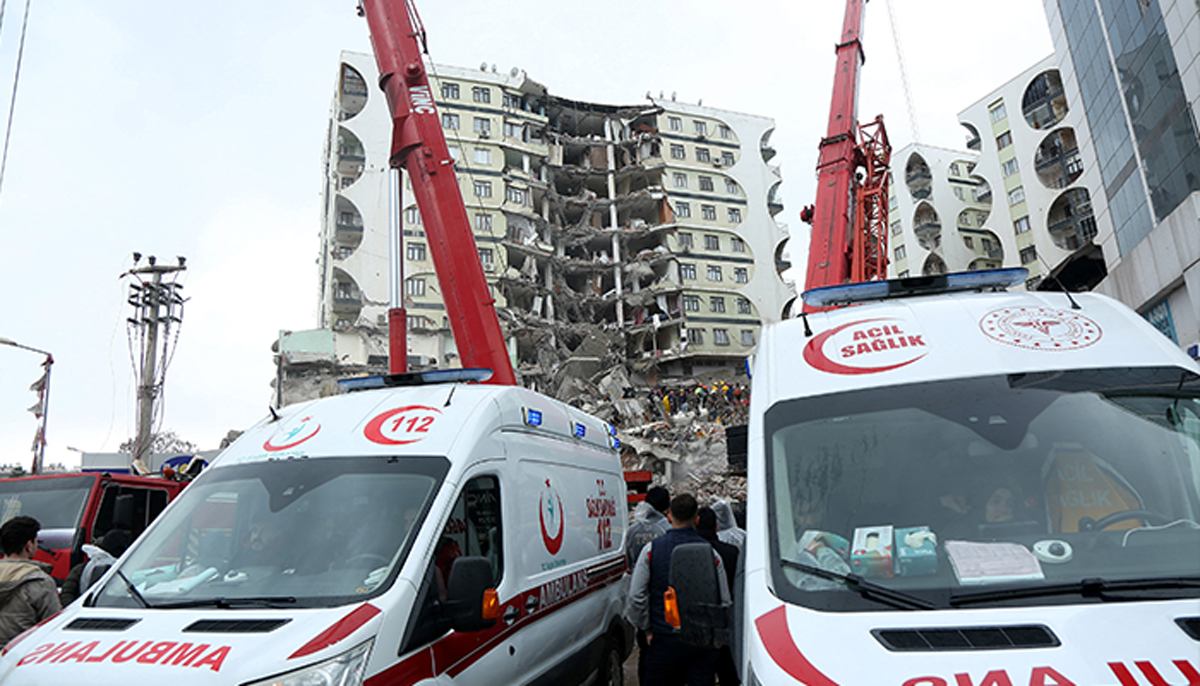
[949,163,960,176]
[1020,246,1038,264]
[442,113,460,130]
[725,179,738,194]
[505,185,527,204]
[964,236,974,249]
[472,86,490,103]
[687,328,704,345]
[704,234,720,250]
[680,263,696,280]
[407,315,427,330]
[478,247,494,270]
[694,120,708,136]
[696,147,711,163]
[989,101,1007,123]
[678,232,694,249]
[474,180,492,197]
[734,267,748,283]
[475,213,493,232]
[953,186,966,200]
[502,92,520,108]
[895,244,907,260]
[713,329,730,346]
[668,116,682,131]
[698,176,714,191]
[670,144,686,159]
[701,205,717,220]
[981,238,996,253]
[707,265,723,281]
[891,220,902,236]
[673,173,688,188]
[730,237,745,252]
[676,201,691,218]
[503,121,524,139]
[718,124,732,139]
[1001,158,1019,177]
[710,296,726,313]
[683,294,700,311]
[405,277,426,296]
[404,206,422,225]
[741,329,755,346]
[407,242,426,261]
[889,195,899,210]
[473,117,491,135]
[721,151,735,166]
[737,298,752,314]
[1014,216,1031,234]
[996,131,1013,150]
[447,146,460,162]
[1008,186,1026,206]
[474,148,491,165]
[441,82,460,99]
[727,208,742,223]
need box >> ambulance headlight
[247,639,372,686]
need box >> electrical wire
[0,0,31,200]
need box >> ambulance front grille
[1178,617,1200,641]
[64,618,141,631]
[871,624,1059,651]
[183,619,291,634]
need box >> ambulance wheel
[597,635,623,686]
[1078,509,1171,531]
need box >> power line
[0,0,32,200]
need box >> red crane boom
[801,0,892,310]
[359,0,517,385]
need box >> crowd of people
[630,383,751,424]
[626,486,745,686]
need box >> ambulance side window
[400,475,503,654]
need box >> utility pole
[126,254,186,470]
[0,337,53,474]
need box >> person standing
[712,500,746,551]
[0,516,61,648]
[628,494,729,686]
[626,486,670,684]
[697,507,740,686]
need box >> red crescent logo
[802,318,927,375]
[755,606,841,685]
[540,491,564,555]
[363,405,442,445]
[263,418,321,452]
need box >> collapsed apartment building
[275,54,792,496]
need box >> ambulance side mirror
[669,543,731,649]
[445,556,498,633]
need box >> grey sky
[0,0,1051,469]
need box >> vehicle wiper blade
[950,576,1200,606]
[115,569,154,609]
[153,596,298,609]
[780,559,935,610]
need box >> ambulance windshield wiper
[950,576,1200,607]
[780,559,935,610]
[114,569,154,609]
[153,595,298,609]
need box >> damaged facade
[280,52,792,411]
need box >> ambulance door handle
[525,595,539,613]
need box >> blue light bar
[573,422,587,439]
[338,367,494,392]
[524,408,543,427]
[802,268,1029,308]
[606,423,617,436]
[609,435,621,451]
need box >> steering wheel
[342,553,389,569]
[1078,509,1172,532]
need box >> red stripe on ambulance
[289,603,381,659]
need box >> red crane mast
[801,0,892,310]
[359,0,517,385]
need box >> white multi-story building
[289,52,793,392]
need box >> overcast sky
[0,0,1053,469]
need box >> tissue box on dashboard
[894,526,938,577]
[850,525,893,578]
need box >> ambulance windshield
[766,367,1200,612]
[92,456,448,609]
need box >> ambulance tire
[597,634,623,686]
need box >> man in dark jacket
[626,486,670,684]
[627,494,729,686]
[0,516,61,647]
[697,507,739,685]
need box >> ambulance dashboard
[765,366,1200,612]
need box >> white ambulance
[0,370,632,685]
[677,269,1200,686]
